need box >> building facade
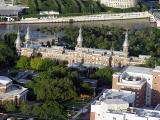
[112,66,160,107]
[97,0,139,9]
[152,67,160,106]
[15,28,150,68]
[90,89,160,120]
[0,0,27,21]
[0,76,28,105]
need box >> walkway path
[0,12,151,25]
[71,89,105,120]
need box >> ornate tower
[76,28,83,48]
[123,31,129,57]
[15,30,22,51]
[25,27,31,48]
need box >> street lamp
[72,104,75,112]
[67,112,71,120]
[107,31,112,41]
[107,31,114,51]
[93,87,96,97]
[81,96,85,113]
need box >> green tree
[80,82,93,95]
[29,77,76,101]
[4,102,17,112]
[40,58,54,71]
[20,102,31,115]
[0,40,16,68]
[30,57,43,71]
[91,67,113,86]
[32,104,41,116]
[16,56,30,69]
[4,33,17,51]
[39,102,65,120]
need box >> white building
[90,89,160,120]
[98,0,138,9]
[39,11,59,16]
[0,76,28,105]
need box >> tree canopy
[21,0,148,17]
[39,26,160,58]
[0,33,17,68]
[29,76,77,101]
[90,67,113,87]
[16,56,30,69]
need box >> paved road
[7,113,43,120]
[14,70,34,80]
[0,68,10,76]
[70,89,105,120]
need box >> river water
[0,18,155,38]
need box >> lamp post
[107,31,113,50]
[93,87,96,97]
[67,112,71,120]
[72,104,75,112]
[82,97,84,114]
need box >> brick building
[112,66,160,107]
[15,27,150,68]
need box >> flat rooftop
[83,63,105,68]
[104,107,160,118]
[0,84,27,100]
[102,98,128,105]
[120,72,147,87]
[99,89,135,104]
[0,5,27,16]
[154,66,160,72]
[0,76,12,85]
[122,66,153,75]
[77,47,125,57]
